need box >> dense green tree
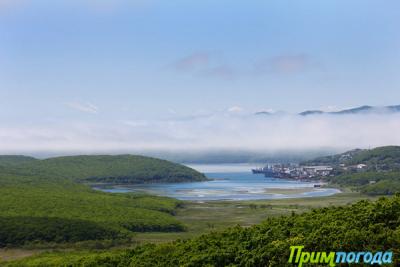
[7,196,400,266]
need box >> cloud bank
[1,112,400,154]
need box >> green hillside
[303,146,400,196]
[8,195,400,266]
[346,146,400,170]
[301,148,363,166]
[326,171,400,195]
[303,146,400,171]
[0,155,207,247]
[5,155,207,184]
[0,155,38,167]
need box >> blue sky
[0,0,400,153]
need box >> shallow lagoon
[95,164,340,201]
[94,164,340,201]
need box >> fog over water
[1,112,400,156]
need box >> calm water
[94,164,340,201]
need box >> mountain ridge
[255,105,400,116]
[299,104,400,116]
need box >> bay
[94,164,340,201]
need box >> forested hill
[0,154,207,248]
[346,146,400,170]
[302,146,400,170]
[0,155,38,167]
[302,146,400,195]
[2,154,208,184]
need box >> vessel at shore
[251,166,292,178]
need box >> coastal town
[252,164,334,180]
[252,162,369,181]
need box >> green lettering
[299,252,310,267]
[288,245,304,263]
[320,252,336,267]
[310,252,321,263]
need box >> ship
[251,166,292,178]
[251,167,268,174]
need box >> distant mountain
[299,105,400,116]
[254,110,288,116]
[254,105,400,117]
[298,110,324,116]
[387,105,400,112]
[254,111,272,116]
[333,105,373,114]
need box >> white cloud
[227,106,244,113]
[66,101,99,114]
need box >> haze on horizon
[1,0,399,155]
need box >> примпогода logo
[288,246,393,266]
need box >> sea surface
[94,164,340,201]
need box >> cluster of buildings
[340,163,368,171]
[252,164,334,180]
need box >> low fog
[1,112,400,158]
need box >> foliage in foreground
[0,217,122,247]
[7,195,400,266]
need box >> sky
[0,0,400,155]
